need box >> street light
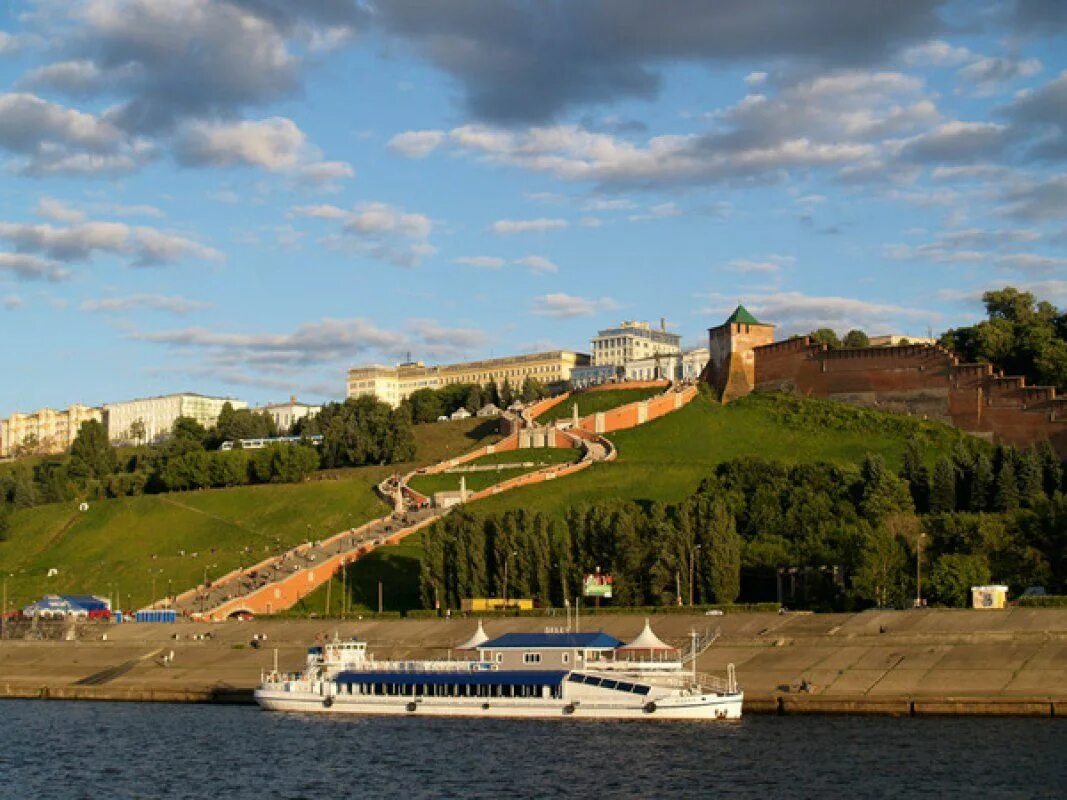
[915,532,927,608]
[689,544,702,607]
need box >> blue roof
[336,670,568,688]
[478,632,622,650]
[62,595,109,611]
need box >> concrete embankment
[1,608,1065,716]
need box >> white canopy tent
[456,620,490,650]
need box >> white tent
[456,620,490,650]
[618,619,676,652]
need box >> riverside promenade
[2,608,1065,716]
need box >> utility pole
[325,573,332,618]
[377,579,383,614]
[341,559,347,618]
[915,532,926,608]
[2,576,7,643]
[503,550,517,609]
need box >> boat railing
[651,666,739,694]
[335,660,496,675]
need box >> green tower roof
[725,304,761,325]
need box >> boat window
[562,653,569,664]
[583,677,602,687]
[567,673,585,683]
[599,679,618,690]
[523,652,542,664]
[632,685,651,696]
[495,653,503,663]
[615,682,634,693]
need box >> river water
[1,701,1064,799]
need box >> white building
[0,404,102,457]
[868,334,939,347]
[624,348,709,383]
[104,393,247,445]
[261,396,321,433]
[347,351,590,409]
[591,319,681,368]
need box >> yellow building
[347,350,590,408]
[0,404,102,457]
[460,598,535,612]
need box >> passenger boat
[255,621,742,720]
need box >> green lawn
[473,392,974,518]
[287,538,424,615]
[0,417,498,610]
[407,447,579,498]
[535,387,663,424]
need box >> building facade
[0,404,102,457]
[104,393,247,445]
[347,351,590,408]
[868,334,939,347]
[260,397,321,432]
[591,319,681,368]
[624,347,709,383]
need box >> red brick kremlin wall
[751,337,1067,457]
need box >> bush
[1018,595,1067,607]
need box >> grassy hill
[535,387,663,423]
[1,394,976,614]
[473,391,973,517]
[407,447,579,497]
[0,418,498,610]
[300,392,976,614]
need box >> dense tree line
[941,287,1067,390]
[419,446,1067,612]
[0,396,417,522]
[807,328,872,349]
[397,377,550,425]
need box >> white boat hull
[255,688,743,721]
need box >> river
[1,701,1064,799]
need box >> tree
[809,328,842,349]
[521,377,547,403]
[128,418,147,445]
[852,523,909,608]
[929,458,957,513]
[171,416,207,446]
[706,500,741,603]
[994,456,1020,512]
[929,554,991,608]
[842,329,870,348]
[68,420,117,482]
[859,454,914,520]
[499,377,515,408]
[968,453,994,512]
[0,501,10,540]
[464,384,484,413]
[407,388,443,424]
[940,287,1067,390]
[901,440,929,512]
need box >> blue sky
[1,1,1066,414]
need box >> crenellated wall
[750,337,1067,457]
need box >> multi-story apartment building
[347,351,590,408]
[104,393,247,445]
[591,319,682,367]
[260,397,321,432]
[0,404,103,457]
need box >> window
[495,653,503,663]
[562,653,569,664]
[523,652,542,664]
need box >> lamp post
[503,550,518,609]
[915,532,927,608]
[689,544,702,607]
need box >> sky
[1,0,1066,414]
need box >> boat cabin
[476,632,623,671]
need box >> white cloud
[0,92,152,175]
[958,56,1042,96]
[35,197,86,223]
[515,255,559,274]
[454,255,506,269]
[174,117,352,183]
[994,253,1067,273]
[628,202,683,222]
[531,292,616,318]
[134,316,489,368]
[2,294,23,311]
[489,218,568,235]
[292,201,436,268]
[0,220,221,268]
[901,40,974,68]
[0,252,70,281]
[81,294,211,315]
[387,130,445,158]
[729,254,796,274]
[744,71,768,86]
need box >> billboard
[583,573,613,599]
